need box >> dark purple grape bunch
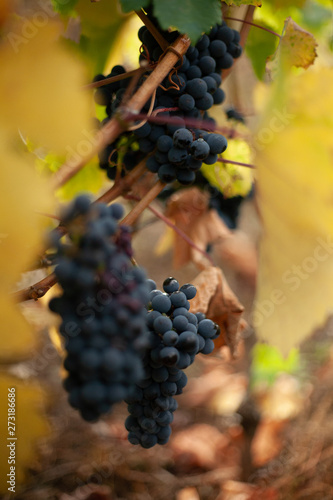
[94,19,241,185]
[49,195,150,422]
[124,277,220,448]
[146,127,228,184]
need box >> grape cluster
[147,128,227,184]
[49,195,150,422]
[125,277,220,448]
[94,17,242,185]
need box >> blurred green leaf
[224,0,262,5]
[76,0,126,73]
[120,0,150,12]
[51,0,78,15]
[251,344,301,387]
[245,24,278,80]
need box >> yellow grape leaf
[0,374,49,494]
[201,139,254,198]
[0,294,40,362]
[105,15,142,71]
[155,225,174,256]
[0,132,53,360]
[269,17,318,70]
[253,68,333,354]
[0,138,53,286]
[0,23,91,152]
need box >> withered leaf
[165,188,230,270]
[190,267,247,356]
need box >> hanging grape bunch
[125,277,221,448]
[95,11,242,185]
[49,196,150,422]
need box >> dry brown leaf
[181,366,247,413]
[217,480,278,500]
[251,419,286,467]
[165,188,231,270]
[214,231,258,286]
[60,486,113,500]
[170,424,230,470]
[190,267,247,355]
[176,487,200,500]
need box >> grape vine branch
[52,33,191,189]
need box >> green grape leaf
[51,0,78,15]
[56,160,104,202]
[224,0,262,6]
[76,0,125,73]
[154,0,222,43]
[251,344,300,387]
[245,23,279,80]
[119,0,150,13]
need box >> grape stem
[218,158,255,169]
[52,34,191,189]
[135,9,169,51]
[224,16,281,38]
[13,272,57,302]
[125,194,215,267]
[121,180,166,226]
[124,111,247,140]
[96,158,148,204]
[82,67,148,91]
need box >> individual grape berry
[213,87,225,105]
[173,128,193,149]
[179,284,197,300]
[196,34,210,51]
[196,92,214,111]
[168,147,188,165]
[153,316,173,334]
[198,56,216,75]
[151,294,172,314]
[191,139,210,160]
[163,277,180,293]
[162,330,179,346]
[157,135,173,153]
[178,94,195,112]
[158,164,177,183]
[170,291,188,308]
[206,134,228,154]
[186,78,208,99]
[146,156,160,173]
[203,76,217,94]
[176,169,196,185]
[217,25,234,44]
[209,39,227,58]
[186,65,202,79]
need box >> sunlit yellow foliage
[0,374,49,493]
[201,139,254,198]
[253,67,333,353]
[0,23,91,153]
